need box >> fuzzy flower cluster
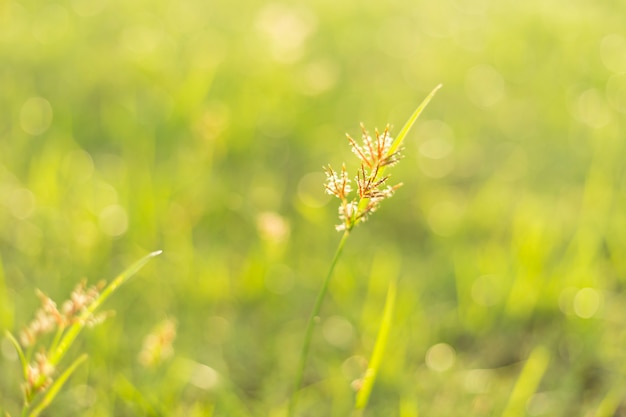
[138,318,177,368]
[324,124,403,231]
[19,280,107,348]
[24,351,55,398]
[18,280,110,399]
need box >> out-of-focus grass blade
[593,387,622,417]
[114,374,161,416]
[4,330,27,379]
[48,250,162,365]
[354,278,397,411]
[28,354,88,417]
[0,254,14,331]
[399,396,419,417]
[500,346,550,417]
[89,250,163,313]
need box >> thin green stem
[288,230,350,417]
[28,354,88,417]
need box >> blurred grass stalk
[593,387,623,417]
[500,345,550,417]
[288,86,440,417]
[288,229,350,417]
[353,278,397,415]
[5,250,162,417]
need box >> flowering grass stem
[289,85,439,416]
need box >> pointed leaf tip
[150,250,163,257]
[386,84,442,157]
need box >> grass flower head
[324,124,403,232]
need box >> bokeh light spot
[71,0,108,16]
[89,181,119,214]
[419,136,454,160]
[322,315,354,348]
[465,65,505,108]
[453,0,488,15]
[526,392,555,416]
[98,204,128,237]
[573,287,601,319]
[463,369,492,393]
[600,34,626,73]
[418,154,454,178]
[419,2,453,38]
[577,89,611,128]
[341,355,367,381]
[297,172,330,208]
[14,222,42,256]
[121,25,163,56]
[7,188,36,219]
[427,200,463,237]
[471,274,504,307]
[189,362,219,390]
[32,4,70,44]
[62,150,94,184]
[558,287,577,315]
[426,343,456,372]
[297,59,340,96]
[20,97,53,135]
[70,385,97,408]
[255,4,317,63]
[606,73,626,114]
[257,211,290,244]
[416,120,455,178]
[74,220,99,248]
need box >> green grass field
[2,0,626,415]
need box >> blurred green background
[1,0,626,415]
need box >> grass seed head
[325,124,403,232]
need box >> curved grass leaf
[500,345,550,417]
[48,250,162,366]
[4,331,27,380]
[28,354,88,417]
[387,84,442,158]
[354,278,397,411]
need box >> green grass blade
[500,345,550,417]
[88,250,163,313]
[4,331,28,380]
[0,254,14,331]
[114,374,161,416]
[387,84,442,157]
[354,278,397,410]
[593,387,622,417]
[28,354,88,417]
[48,250,162,365]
